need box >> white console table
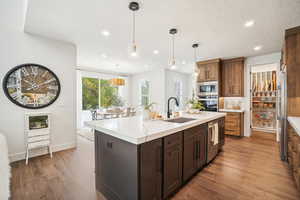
[25,113,52,165]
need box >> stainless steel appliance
[207,121,219,163]
[278,65,287,161]
[197,81,218,96]
[198,95,218,112]
[197,81,219,112]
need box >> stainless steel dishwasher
[207,121,219,163]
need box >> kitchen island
[86,112,226,200]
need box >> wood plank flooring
[10,132,300,200]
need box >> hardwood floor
[11,132,300,200]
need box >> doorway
[250,63,279,141]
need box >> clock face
[3,64,61,109]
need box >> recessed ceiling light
[101,53,107,58]
[253,45,262,51]
[153,50,159,55]
[130,52,138,57]
[170,65,177,70]
[101,30,110,36]
[244,20,255,27]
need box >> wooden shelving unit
[251,71,277,132]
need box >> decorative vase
[143,110,150,120]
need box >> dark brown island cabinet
[94,118,225,200]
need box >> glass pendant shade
[110,78,125,86]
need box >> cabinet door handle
[156,146,162,173]
[194,141,197,160]
[106,142,113,149]
[197,141,200,159]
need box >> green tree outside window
[82,78,121,110]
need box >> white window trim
[139,79,150,106]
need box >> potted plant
[142,102,156,120]
[187,98,204,114]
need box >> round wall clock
[2,63,61,109]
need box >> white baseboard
[9,142,76,163]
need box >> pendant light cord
[172,35,175,62]
[132,12,136,45]
[194,47,197,62]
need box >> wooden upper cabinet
[221,57,245,97]
[197,59,221,82]
[285,26,300,116]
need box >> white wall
[244,52,281,137]
[130,68,193,115]
[165,70,192,110]
[0,0,77,162]
[76,70,130,129]
[130,69,166,113]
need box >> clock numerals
[30,66,39,77]
[21,68,29,76]
[42,70,48,78]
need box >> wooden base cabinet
[94,119,225,200]
[218,117,225,151]
[163,132,183,199]
[222,112,244,136]
[287,122,300,190]
[140,139,163,200]
[183,124,207,182]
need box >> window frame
[139,79,150,107]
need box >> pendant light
[169,28,178,69]
[110,78,125,86]
[192,43,199,76]
[129,2,139,57]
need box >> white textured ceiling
[25,0,300,74]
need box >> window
[100,79,118,108]
[82,77,99,110]
[82,78,120,110]
[140,80,150,106]
[174,80,183,107]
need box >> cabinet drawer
[225,118,240,126]
[225,125,240,132]
[165,132,182,148]
[225,129,241,136]
[28,135,50,143]
[28,140,50,149]
[226,113,241,120]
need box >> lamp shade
[110,78,125,86]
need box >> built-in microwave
[197,81,218,96]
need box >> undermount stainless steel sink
[164,117,196,123]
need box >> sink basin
[164,117,196,123]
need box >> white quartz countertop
[85,112,226,145]
[288,117,300,136]
[219,109,245,113]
